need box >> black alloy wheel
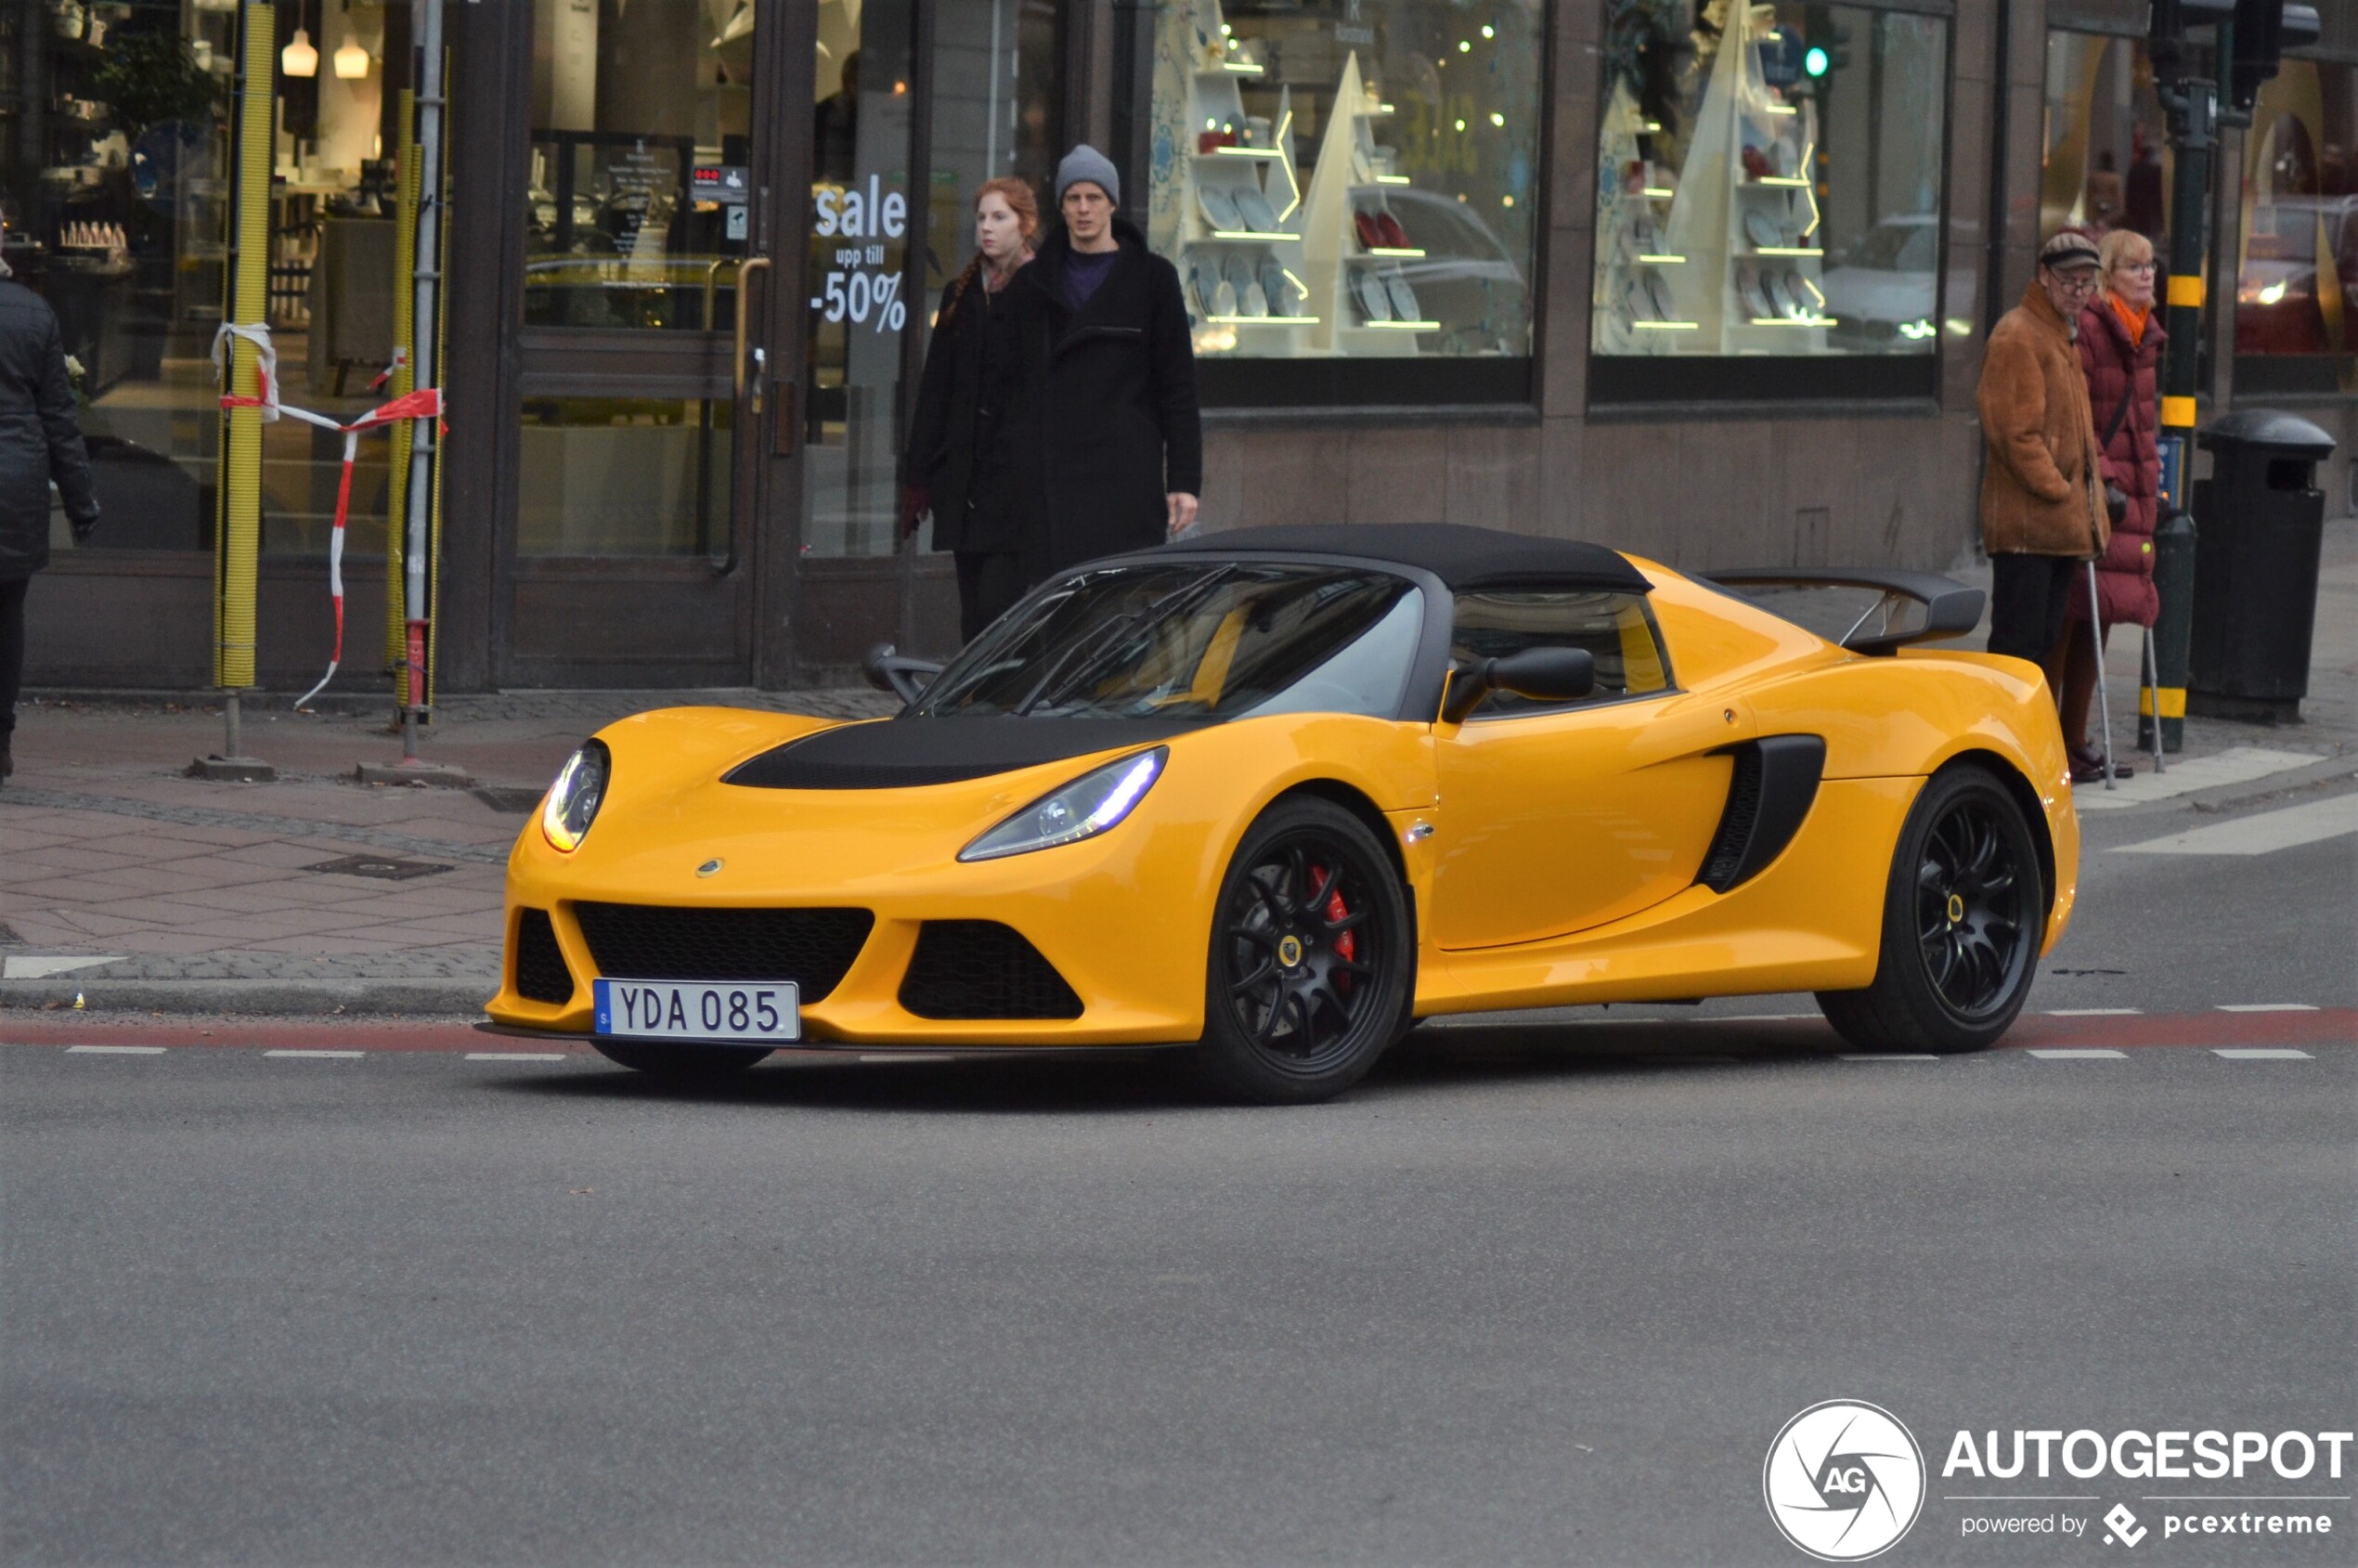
[1197,797,1413,1104]
[1817,765,2046,1055]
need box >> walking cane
[2086,561,2117,791]
[2141,624,2166,774]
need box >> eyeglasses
[2115,261,2158,275]
[2051,270,2102,292]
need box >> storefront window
[2041,32,2170,253]
[919,0,1058,326]
[525,0,754,330]
[1143,0,1543,407]
[2,1,406,558]
[1588,2,1950,405]
[2235,58,2358,395]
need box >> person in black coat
[902,176,1042,641]
[0,269,99,783]
[1006,146,1201,577]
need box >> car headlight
[959,747,1166,862]
[540,739,611,853]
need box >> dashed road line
[2114,792,2358,855]
[2027,1047,2128,1059]
[2218,1003,2321,1013]
[465,1051,570,1062]
[2213,1048,2313,1060]
[2045,1007,2143,1017]
[264,1049,366,1059]
[1839,1053,1937,1061]
[64,1044,166,1056]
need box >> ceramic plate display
[1762,270,1793,320]
[1625,274,1657,324]
[1376,211,1409,249]
[1197,186,1243,232]
[1383,271,1420,322]
[1743,207,1784,250]
[1192,256,1223,305]
[1741,268,1775,320]
[1242,281,1269,317]
[1782,269,1813,318]
[1223,253,1256,297]
[1234,187,1279,233]
[1258,257,1295,314]
[1354,268,1393,323]
[1212,279,1238,317]
[1353,210,1385,251]
[1644,270,1676,323]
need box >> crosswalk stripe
[2075,745,2324,811]
[2217,1003,2321,1013]
[264,1049,365,1059]
[2114,792,2358,856]
[2027,1047,2128,1058]
[2212,1048,2313,1059]
[465,1051,570,1062]
[64,1044,166,1055]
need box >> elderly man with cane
[1976,229,2115,786]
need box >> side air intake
[1698,735,1826,894]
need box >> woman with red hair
[904,177,1042,641]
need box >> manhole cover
[304,855,453,881]
[472,785,544,815]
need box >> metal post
[2150,62,2216,754]
[2086,563,2117,789]
[400,0,445,763]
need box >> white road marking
[2027,1047,2128,1058]
[2044,1007,2143,1016]
[2,955,123,979]
[2217,1003,2321,1013]
[465,1051,570,1062]
[2074,745,2325,811]
[1839,1053,1937,1061]
[2113,792,2358,855]
[264,1049,365,1059]
[64,1044,166,1055]
[2213,1048,2313,1060]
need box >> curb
[0,977,492,1018]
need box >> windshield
[913,563,1424,722]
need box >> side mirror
[862,641,945,706]
[1441,645,1594,723]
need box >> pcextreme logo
[1764,1399,1928,1562]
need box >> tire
[1194,797,1415,1104]
[590,1039,773,1077]
[1815,764,2046,1055]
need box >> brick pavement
[0,519,2350,1014]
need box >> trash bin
[2188,408,2338,721]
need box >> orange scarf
[2108,292,2151,345]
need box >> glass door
[503,0,771,687]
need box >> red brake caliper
[1322,871,1355,987]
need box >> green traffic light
[1804,45,1830,77]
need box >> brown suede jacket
[1977,281,2110,558]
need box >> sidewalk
[3,520,2351,1017]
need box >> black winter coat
[904,264,1031,556]
[1009,218,1201,573]
[0,279,97,579]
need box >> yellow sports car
[486,525,2079,1103]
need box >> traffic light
[1799,6,1850,81]
[2148,0,2235,81]
[2230,2,2323,113]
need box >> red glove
[899,485,929,536]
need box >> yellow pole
[383,87,418,685]
[216,0,273,695]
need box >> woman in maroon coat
[2055,227,2165,782]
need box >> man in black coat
[0,267,99,782]
[1008,146,1201,576]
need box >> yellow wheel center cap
[1947,892,1965,924]
[1277,934,1304,967]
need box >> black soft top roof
[1151,523,1651,594]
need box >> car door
[1428,588,1749,950]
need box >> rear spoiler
[1698,568,1986,657]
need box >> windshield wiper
[1015,564,1240,716]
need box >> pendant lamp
[333,36,369,78]
[282,1,318,78]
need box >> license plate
[593,979,800,1043]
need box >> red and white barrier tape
[212,323,444,708]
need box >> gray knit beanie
[1056,144,1121,206]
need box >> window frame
[1446,588,1678,721]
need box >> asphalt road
[3,785,2352,1567]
